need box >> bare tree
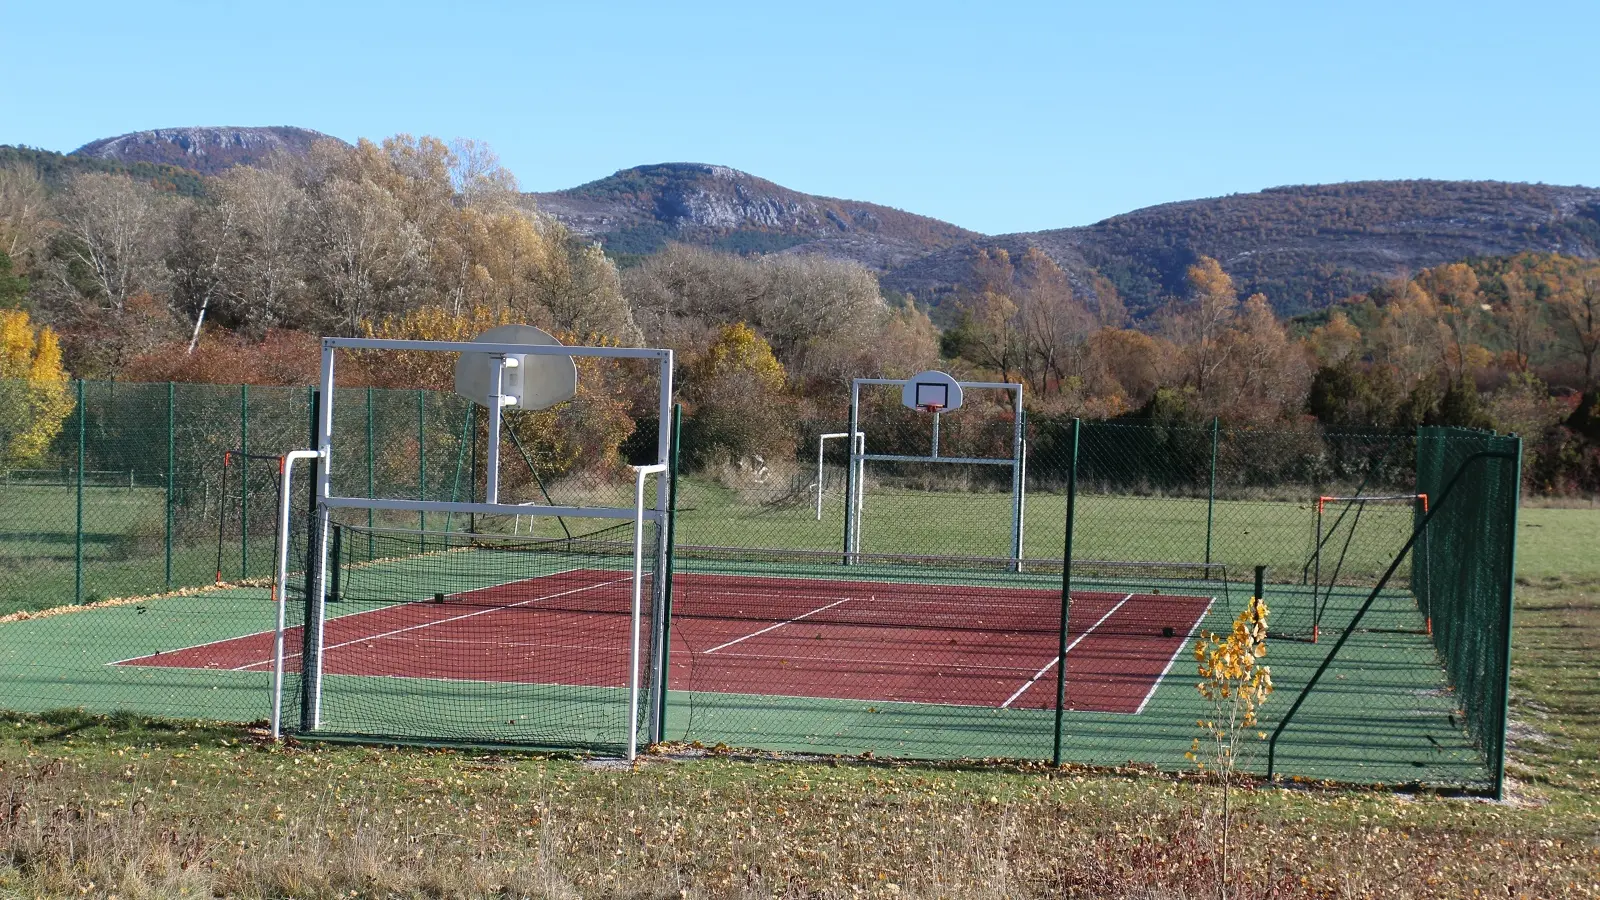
[0,165,49,266]
[49,172,177,314]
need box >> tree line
[1,133,1597,492]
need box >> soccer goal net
[1282,493,1430,642]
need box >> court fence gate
[0,379,1519,793]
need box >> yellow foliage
[360,306,636,480]
[690,323,787,393]
[0,309,73,467]
[362,304,516,391]
[1192,596,1274,768]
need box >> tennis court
[117,568,1213,717]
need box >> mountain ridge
[31,125,1600,316]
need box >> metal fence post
[1495,436,1523,801]
[240,384,249,579]
[417,390,427,544]
[1052,417,1081,766]
[165,382,175,590]
[1206,417,1219,567]
[366,387,375,560]
[74,380,85,605]
[653,403,683,744]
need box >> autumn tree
[0,309,73,466]
[622,244,896,388]
[1210,294,1312,423]
[1084,328,1173,414]
[682,322,794,467]
[1415,263,1488,385]
[1551,259,1600,388]
[1495,263,1549,372]
[1164,257,1240,395]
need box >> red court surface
[117,570,1213,715]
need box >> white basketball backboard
[901,370,964,412]
[453,324,578,410]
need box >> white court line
[228,575,628,671]
[107,565,594,668]
[1133,597,1215,715]
[702,598,853,654]
[1000,593,1132,709]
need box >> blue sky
[4,0,1596,234]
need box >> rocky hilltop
[528,163,980,270]
[72,126,343,176]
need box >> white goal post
[844,375,1025,569]
[272,335,674,760]
[816,431,866,520]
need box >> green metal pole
[240,384,249,579]
[655,404,683,741]
[418,390,427,547]
[165,382,174,590]
[1206,416,1218,568]
[1052,417,1080,766]
[74,380,85,605]
[366,387,374,561]
[1495,436,1523,801]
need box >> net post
[1206,417,1218,566]
[241,384,249,579]
[165,381,174,591]
[74,379,84,606]
[1052,416,1080,767]
[1254,565,1265,602]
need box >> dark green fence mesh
[1414,426,1521,787]
[0,380,1520,792]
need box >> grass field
[0,489,1594,895]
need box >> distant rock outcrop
[528,163,979,270]
[72,126,343,176]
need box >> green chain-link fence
[0,379,1519,793]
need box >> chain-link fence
[0,379,1519,793]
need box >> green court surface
[0,545,1488,788]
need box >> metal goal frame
[271,336,674,759]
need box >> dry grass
[0,714,1594,899]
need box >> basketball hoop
[902,371,963,413]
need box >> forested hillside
[888,181,1600,317]
[2,130,1599,493]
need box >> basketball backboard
[901,370,964,412]
[453,324,578,410]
